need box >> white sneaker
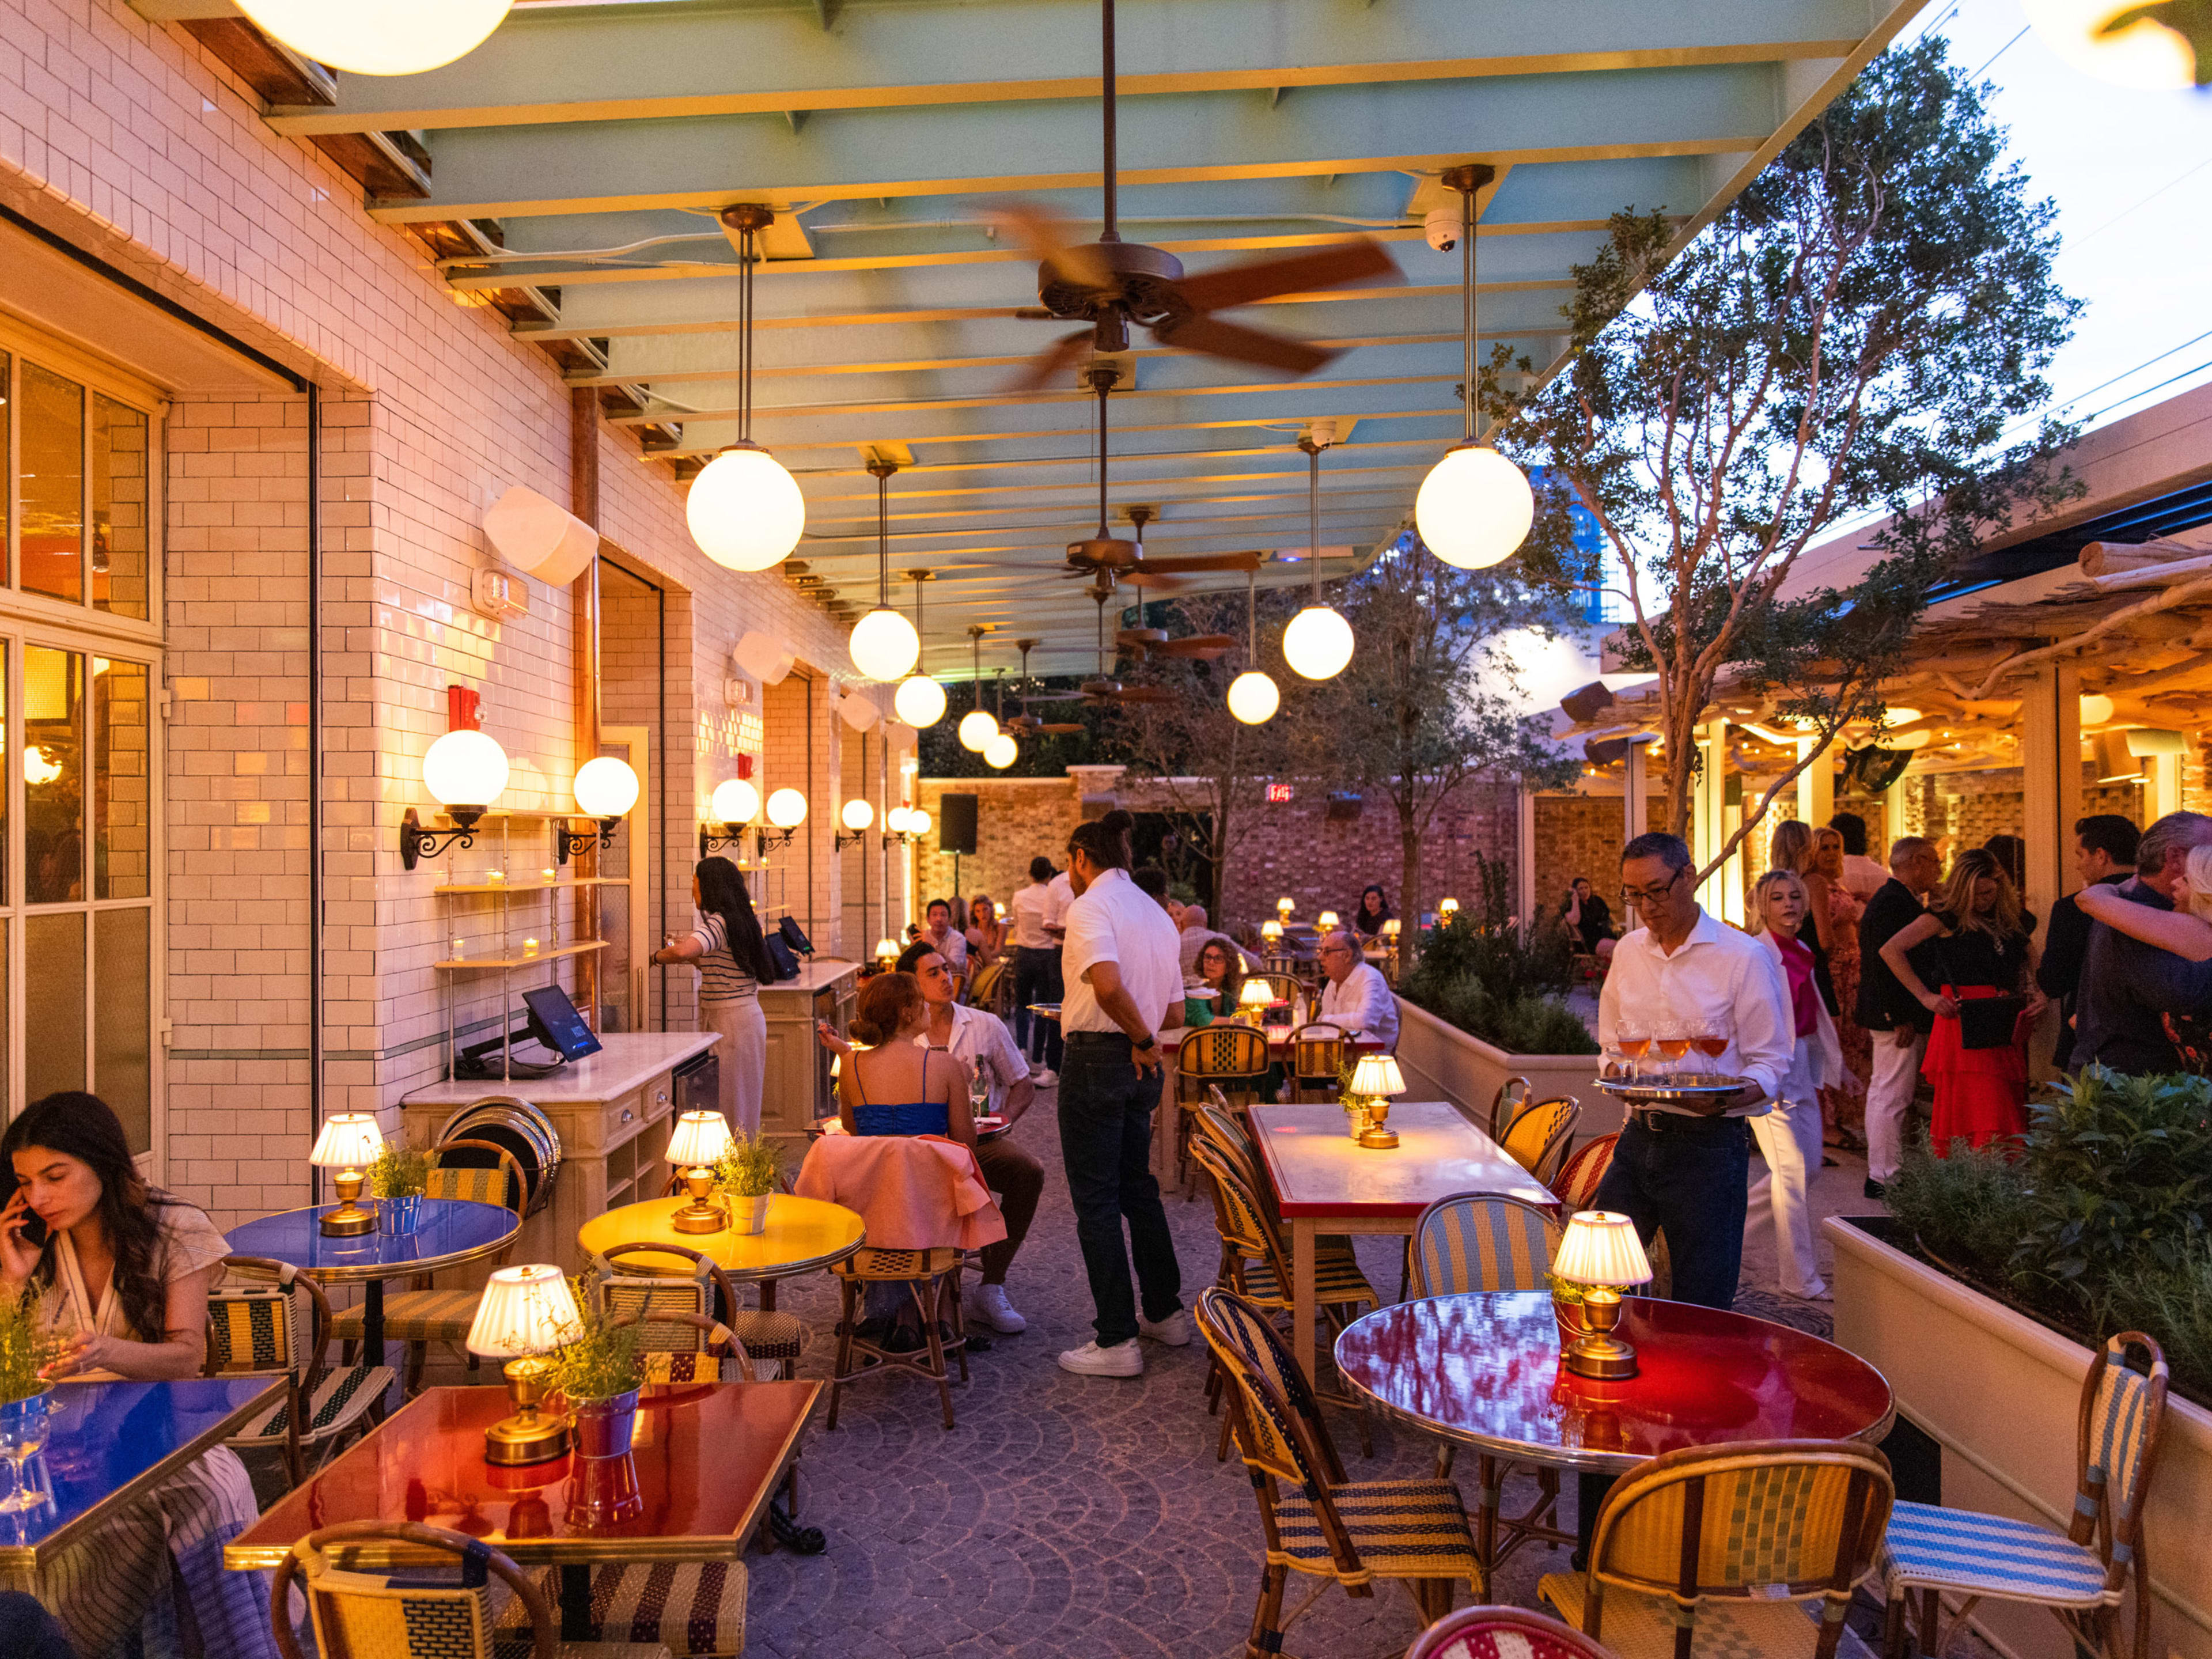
[968,1283,1028,1334]
[1137,1308,1192,1347]
[1058,1339,1143,1377]
[1032,1067,1057,1086]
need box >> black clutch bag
[1956,994,2025,1050]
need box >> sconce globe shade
[766,788,808,830]
[840,798,874,832]
[687,447,805,571]
[573,756,639,820]
[884,805,912,835]
[848,608,921,680]
[1414,444,1535,570]
[235,0,511,74]
[911,810,932,838]
[422,729,510,810]
[710,779,760,826]
[957,710,1001,752]
[983,732,1019,770]
[893,675,947,728]
[2022,0,2196,88]
[1227,669,1279,725]
[1282,605,1355,680]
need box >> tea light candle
[522,937,540,956]
[488,870,505,884]
[541,867,556,882]
[452,937,466,960]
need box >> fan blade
[1118,628,1170,647]
[1151,313,1336,374]
[1113,571,1192,594]
[1024,691,1089,702]
[1171,238,1399,313]
[1153,635,1237,657]
[987,203,1115,291]
[1009,328,1094,393]
[1037,722,1086,734]
[1111,686,1179,705]
[1129,551,1264,575]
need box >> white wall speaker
[482,485,598,586]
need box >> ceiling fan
[1002,640,1089,734]
[995,0,1399,391]
[1118,626,1237,661]
[1076,582,1176,706]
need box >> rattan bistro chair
[1175,1022,1272,1196]
[1198,1287,1483,1656]
[1501,1097,1580,1188]
[1881,1331,2171,1659]
[1285,1022,1347,1103]
[271,1520,672,1659]
[588,1240,809,1379]
[208,1256,396,1487]
[1407,1605,1623,1659]
[1539,1440,1893,1659]
[826,1245,969,1431]
[1483,1075,1535,1143]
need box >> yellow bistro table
[578,1193,865,1309]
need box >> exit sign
[1265,783,1295,804]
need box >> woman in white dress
[653,857,777,1138]
[1747,871,1842,1302]
[0,1091,278,1659]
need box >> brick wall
[1533,794,1668,916]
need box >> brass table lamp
[666,1110,736,1234]
[309,1113,385,1237]
[1350,1052,1405,1149]
[1553,1211,1655,1381]
[466,1264,581,1465]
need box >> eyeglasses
[1620,869,1687,905]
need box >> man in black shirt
[2038,815,2139,1071]
[1857,836,1944,1198]
[2073,811,2212,1075]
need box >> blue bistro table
[0,1377,281,1574]
[224,1200,519,1368]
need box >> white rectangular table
[1248,1101,1556,1384]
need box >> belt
[1064,1029,1132,1046]
[1625,1108,1743,1134]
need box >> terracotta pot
[567,1388,639,1460]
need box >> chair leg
[944,1272,970,1385]
[913,1281,956,1430]
[1245,1562,1289,1659]
[827,1277,858,1431]
[1883,1590,1907,1659]
[1217,1406,1236,1463]
[404,1340,427,1398]
[1475,1454,1499,1575]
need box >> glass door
[597,725,652,1035]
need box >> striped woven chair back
[1485,1075,1535,1142]
[1177,1023,1271,1105]
[1286,1022,1346,1087]
[1411,1195,1562,1297]
[589,1242,737,1351]
[1502,1097,1578,1183]
[632,1312,756,1384]
[1554,1134,1617,1214]
[1194,1098,1259,1176]
[206,1257,319,1378]
[1256,972,1301,1005]
[1194,1287,1346,1495]
[1406,1605,1618,1659]
[427,1137,527,1215]
[2074,1332,2169,1575]
[1585,1438,1892,1649]
[271,1521,550,1659]
[1190,1137,1274,1264]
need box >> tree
[1298,543,1582,926]
[1499,36,2081,873]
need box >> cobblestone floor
[734,1085,1884,1659]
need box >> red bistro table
[1249,1102,1555,1385]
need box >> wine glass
[1615,1026,1652,1084]
[1689,1017,1730,1074]
[1653,1021,1692,1080]
[967,1064,994,1123]
[0,1393,51,1514]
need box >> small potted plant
[369,1145,431,1236]
[548,1278,643,1462]
[713,1134,782,1235]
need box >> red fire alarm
[736,753,755,780]
[446,684,482,732]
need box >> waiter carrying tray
[1593,832,1794,1310]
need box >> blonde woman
[1879,848,2044,1155]
[1748,870,1841,1300]
[965,893,1005,968]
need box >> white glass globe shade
[710,779,760,825]
[572,756,639,820]
[766,788,808,830]
[1283,605,1355,681]
[957,710,1000,752]
[894,675,946,728]
[983,732,1019,769]
[686,446,806,573]
[235,0,512,74]
[885,805,912,834]
[840,798,874,832]
[911,810,932,838]
[422,729,509,809]
[2023,0,2196,88]
[849,608,921,680]
[1414,444,1535,570]
[1227,670,1280,725]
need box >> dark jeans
[1013,946,1064,1070]
[1590,1114,1751,1310]
[973,1132,1044,1285]
[1057,1032,1183,1346]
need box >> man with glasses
[1316,930,1398,1049]
[1595,832,1793,1309]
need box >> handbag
[1937,935,2024,1050]
[762,930,801,982]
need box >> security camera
[1423,206,1463,253]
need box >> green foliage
[1884,1141,2033,1282]
[1399,864,1594,1056]
[0,1293,51,1407]
[713,1132,783,1200]
[1405,968,1598,1058]
[368,1145,430,1200]
[550,1275,643,1403]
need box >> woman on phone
[1748,872,1842,1301]
[653,856,777,1138]
[0,1092,278,1658]
[1879,847,2044,1156]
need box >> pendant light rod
[1101,0,1119,243]
[1299,436,1324,605]
[1438,164,1494,445]
[904,566,934,672]
[868,459,899,608]
[1245,565,1258,660]
[969,623,988,710]
[721,204,775,446]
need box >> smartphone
[0,1181,47,1249]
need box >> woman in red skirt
[1877,847,2046,1156]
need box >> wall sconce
[402,729,510,870]
[558,756,639,865]
[883,805,929,845]
[700,778,760,861]
[758,788,808,856]
[835,798,874,851]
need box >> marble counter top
[400,1031,718,1109]
[757,959,861,995]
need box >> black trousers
[1589,1113,1751,1310]
[1013,946,1064,1070]
[1057,1031,1182,1346]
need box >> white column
[2149,750,2183,821]
[1694,717,1743,923]
[1881,775,1908,857]
[1797,735,1834,830]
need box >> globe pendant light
[849,460,921,680]
[1414,164,1534,570]
[688,207,806,572]
[1228,563,1279,724]
[234,0,511,75]
[893,569,947,727]
[957,625,1001,751]
[1282,437,1355,681]
[984,732,1019,769]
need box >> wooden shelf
[432,876,631,895]
[433,941,609,971]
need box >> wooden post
[1623,739,1646,844]
[1515,784,1536,930]
[570,387,602,1024]
[2021,661,2081,1080]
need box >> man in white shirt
[1007,857,1063,1080]
[1594,832,1793,1310]
[1315,931,1399,1049]
[1055,810,1187,1378]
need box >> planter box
[1392,995,1615,1139]
[1826,1215,2212,1659]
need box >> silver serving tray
[1595,1073,1749,1107]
